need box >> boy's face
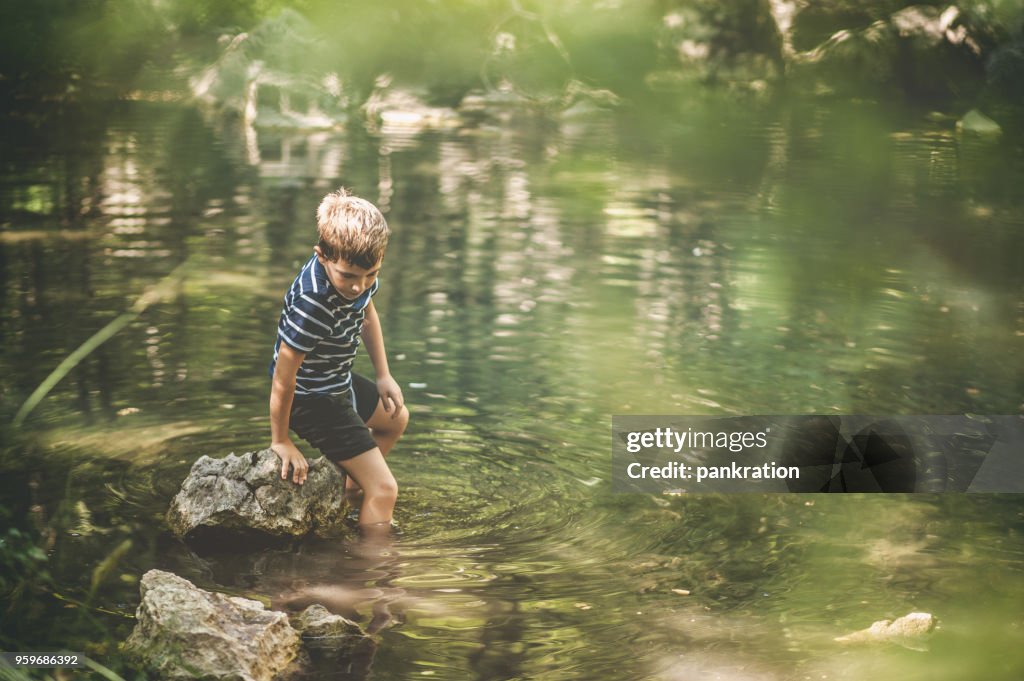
[314,247,382,301]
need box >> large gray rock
[167,449,347,539]
[124,570,301,680]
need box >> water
[1,95,1022,679]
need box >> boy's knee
[367,476,398,503]
[376,404,409,436]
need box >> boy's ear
[313,245,324,261]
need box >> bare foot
[278,584,384,614]
[367,609,393,633]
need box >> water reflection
[0,95,1022,679]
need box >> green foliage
[0,514,51,601]
[88,539,133,599]
[0,0,168,99]
[303,0,500,104]
[0,0,296,100]
[168,0,285,36]
[3,0,1024,106]
[0,0,93,98]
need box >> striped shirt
[270,254,379,395]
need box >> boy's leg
[337,446,397,528]
[346,392,408,494]
[367,400,409,456]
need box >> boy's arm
[270,343,309,485]
[361,300,404,418]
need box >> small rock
[295,604,365,638]
[166,449,347,539]
[292,604,376,675]
[124,570,301,680]
[957,109,1001,136]
[835,612,937,650]
[293,604,369,651]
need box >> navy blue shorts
[289,373,380,462]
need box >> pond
[1,93,1022,680]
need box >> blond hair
[316,188,390,268]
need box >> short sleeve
[278,291,334,353]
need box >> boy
[269,188,408,533]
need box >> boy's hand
[271,441,308,485]
[376,375,405,418]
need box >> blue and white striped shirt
[270,254,379,395]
